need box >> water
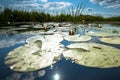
[0,24,120,80]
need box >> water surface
[0,24,120,80]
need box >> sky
[0,0,120,17]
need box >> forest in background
[0,8,120,24]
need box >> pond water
[0,24,120,80]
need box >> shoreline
[0,21,120,26]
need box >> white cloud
[8,3,44,11]
[107,4,120,9]
[99,0,108,5]
[43,2,71,10]
[0,1,72,11]
[90,0,120,9]
[15,0,48,3]
[41,0,48,3]
[9,0,37,4]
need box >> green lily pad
[44,34,63,43]
[26,36,44,44]
[5,40,62,72]
[86,32,120,36]
[99,37,120,44]
[63,43,120,68]
[26,34,63,44]
[64,35,92,42]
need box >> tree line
[0,8,120,24]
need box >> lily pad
[26,36,45,44]
[26,34,63,44]
[100,37,120,44]
[5,40,63,72]
[44,34,63,43]
[66,43,89,51]
[63,43,120,68]
[64,35,91,42]
[86,32,120,36]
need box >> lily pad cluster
[63,43,120,68]
[99,37,120,44]
[5,33,120,72]
[86,32,120,36]
[5,34,64,72]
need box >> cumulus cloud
[0,0,72,12]
[7,3,44,11]
[107,4,120,9]
[43,2,71,10]
[3,0,37,3]
[90,0,120,9]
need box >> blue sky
[0,0,120,17]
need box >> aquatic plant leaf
[5,40,63,72]
[64,35,91,42]
[100,37,120,44]
[63,43,120,68]
[86,32,120,36]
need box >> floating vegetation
[26,36,45,44]
[20,30,44,35]
[26,34,63,44]
[5,40,63,72]
[19,25,31,28]
[63,43,120,68]
[86,32,120,36]
[99,37,120,44]
[44,34,63,43]
[64,35,91,42]
[66,43,89,51]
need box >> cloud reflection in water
[4,70,46,80]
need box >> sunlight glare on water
[54,73,60,80]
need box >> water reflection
[0,34,31,48]
[53,73,60,80]
[4,70,46,80]
[38,70,46,77]
[0,24,120,80]
[5,72,22,80]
